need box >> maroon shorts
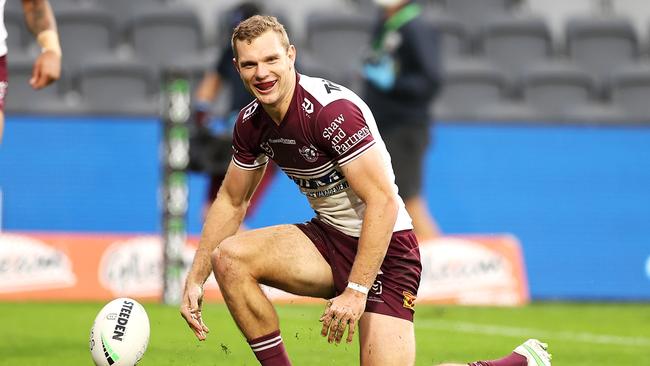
[0,55,7,111]
[295,218,422,322]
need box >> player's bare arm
[21,0,61,89]
[320,145,399,344]
[180,161,266,340]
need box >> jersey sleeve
[231,110,269,170]
[313,99,376,166]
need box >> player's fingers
[319,301,334,337]
[346,317,357,344]
[196,311,210,333]
[180,306,201,329]
[189,314,207,341]
[327,314,343,343]
[320,312,334,337]
[30,63,42,89]
[199,318,210,333]
[180,305,206,340]
[192,313,208,340]
[334,315,351,344]
[319,300,333,322]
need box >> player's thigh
[358,312,415,366]
[216,224,334,298]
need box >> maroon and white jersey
[0,0,7,56]
[232,73,412,237]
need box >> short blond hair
[231,15,290,59]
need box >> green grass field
[1,301,648,365]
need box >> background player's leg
[211,224,334,339]
[405,195,441,241]
[358,312,416,366]
[0,110,4,144]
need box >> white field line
[417,319,650,347]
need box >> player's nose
[255,63,270,79]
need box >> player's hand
[30,50,61,90]
[319,289,366,344]
[179,282,210,341]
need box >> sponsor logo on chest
[322,113,370,154]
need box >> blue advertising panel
[1,116,649,300]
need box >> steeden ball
[89,297,150,366]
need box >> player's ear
[232,57,240,74]
[287,45,296,66]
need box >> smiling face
[234,29,296,117]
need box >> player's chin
[255,93,277,105]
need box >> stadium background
[1,0,650,301]
[1,1,650,365]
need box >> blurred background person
[189,1,276,223]
[0,0,61,144]
[362,0,442,241]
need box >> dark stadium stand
[4,10,30,57]
[610,63,650,121]
[520,59,597,120]
[4,0,649,123]
[436,0,521,32]
[124,6,209,72]
[56,7,118,72]
[75,59,158,115]
[301,12,374,89]
[435,58,510,120]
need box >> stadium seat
[55,8,118,73]
[435,58,510,120]
[75,59,158,115]
[6,56,70,114]
[609,63,650,122]
[565,16,640,82]
[521,60,598,120]
[301,12,374,89]
[124,6,208,73]
[477,15,554,80]
[437,0,520,31]
[94,0,170,23]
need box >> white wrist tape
[37,30,62,56]
[347,281,369,295]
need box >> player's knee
[211,236,245,277]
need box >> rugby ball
[89,298,150,366]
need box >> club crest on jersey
[299,145,318,162]
[0,81,7,100]
[260,142,274,158]
[243,102,259,121]
[301,97,314,115]
[402,291,417,309]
